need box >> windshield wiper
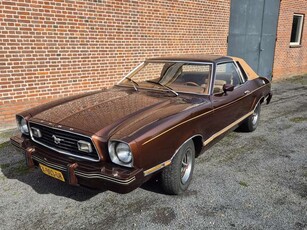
[145,80,178,96]
[126,77,139,91]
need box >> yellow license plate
[39,164,65,182]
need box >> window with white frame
[290,14,304,46]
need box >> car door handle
[244,90,250,95]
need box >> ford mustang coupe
[11,55,272,194]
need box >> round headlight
[115,143,132,163]
[17,116,29,135]
[108,141,134,167]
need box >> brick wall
[273,0,307,78]
[0,0,230,130]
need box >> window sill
[289,44,302,48]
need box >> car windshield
[118,61,212,95]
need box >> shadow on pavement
[0,142,103,201]
[140,174,166,195]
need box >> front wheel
[239,103,261,132]
[161,140,195,195]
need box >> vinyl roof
[146,54,233,63]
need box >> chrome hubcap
[181,148,192,184]
[252,111,258,126]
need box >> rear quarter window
[236,61,248,82]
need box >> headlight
[16,116,29,135]
[108,141,133,167]
[116,143,132,163]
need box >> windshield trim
[117,61,214,96]
[118,62,145,84]
[115,84,212,97]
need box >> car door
[208,61,254,137]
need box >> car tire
[240,103,261,132]
[161,140,195,195]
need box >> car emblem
[52,135,63,145]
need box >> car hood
[31,87,209,139]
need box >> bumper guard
[10,135,144,193]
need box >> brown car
[11,55,272,194]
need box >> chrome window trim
[208,63,216,95]
[233,61,246,84]
[234,60,249,82]
[216,61,244,84]
[29,121,100,162]
[211,61,244,94]
[118,62,145,84]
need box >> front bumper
[10,135,144,193]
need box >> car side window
[236,61,248,82]
[214,62,242,93]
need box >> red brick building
[0,0,306,130]
[274,0,307,77]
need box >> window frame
[290,13,304,47]
[118,60,214,96]
[211,61,245,95]
[234,61,248,83]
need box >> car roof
[146,54,233,63]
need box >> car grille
[29,122,99,161]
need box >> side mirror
[223,84,234,94]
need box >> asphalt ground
[0,75,306,230]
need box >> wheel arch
[171,134,203,162]
[252,95,265,111]
[192,135,204,157]
[259,96,265,105]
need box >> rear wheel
[239,103,261,132]
[161,140,195,195]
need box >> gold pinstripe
[143,105,257,177]
[203,110,254,145]
[142,84,266,145]
[143,160,171,176]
